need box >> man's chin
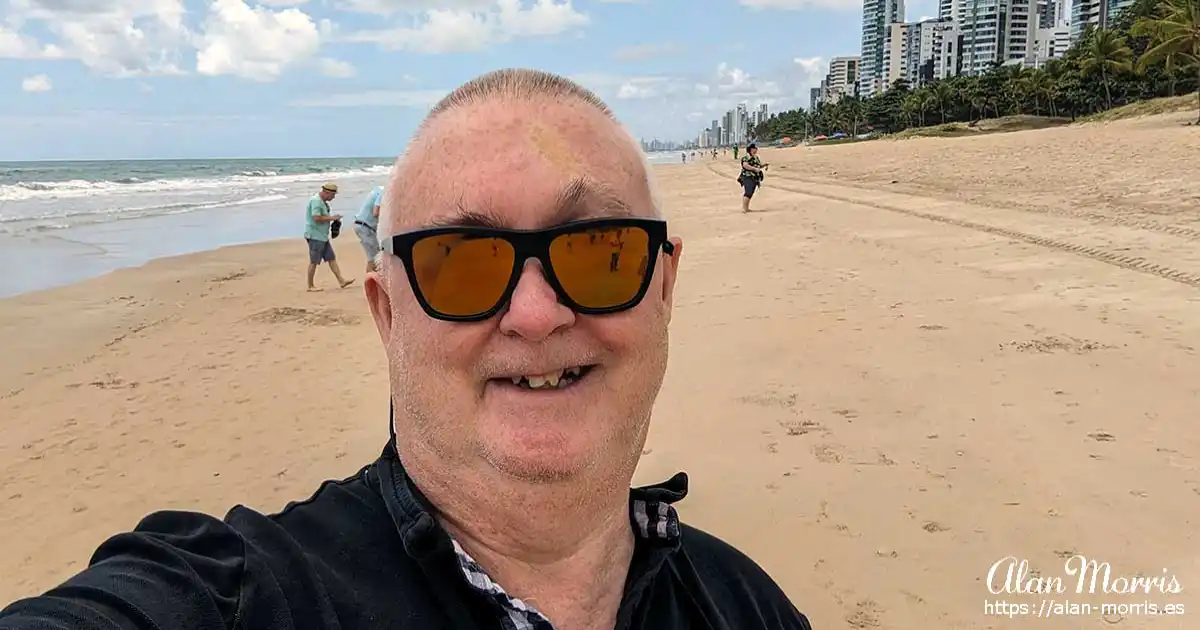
[481,448,593,484]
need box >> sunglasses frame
[381,217,675,322]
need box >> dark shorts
[741,177,759,198]
[306,238,335,264]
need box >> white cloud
[570,72,690,101]
[21,74,53,92]
[571,58,831,142]
[0,23,61,58]
[6,0,190,76]
[317,57,357,77]
[195,0,323,81]
[338,0,496,13]
[738,0,861,9]
[342,0,589,53]
[289,89,449,108]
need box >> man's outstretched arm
[0,511,245,630]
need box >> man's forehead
[424,98,624,164]
[393,100,651,229]
[427,176,639,229]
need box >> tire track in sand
[708,162,1200,290]
[766,170,1200,242]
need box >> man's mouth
[494,365,596,391]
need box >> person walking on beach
[305,183,354,292]
[0,69,810,630]
[739,143,767,213]
[354,184,384,273]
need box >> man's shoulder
[306,196,325,212]
[675,523,811,628]
[119,466,382,554]
[229,465,389,544]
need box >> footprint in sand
[780,419,824,436]
[922,521,948,533]
[812,443,844,464]
[210,270,249,283]
[737,391,798,409]
[845,599,883,629]
[247,307,359,327]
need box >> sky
[0,0,938,161]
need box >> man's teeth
[508,366,584,389]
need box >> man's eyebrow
[552,177,635,222]
[425,200,507,229]
[422,178,635,230]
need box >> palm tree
[1024,69,1053,115]
[932,81,955,123]
[1042,59,1069,116]
[1080,28,1135,109]
[901,94,922,128]
[1132,0,1200,123]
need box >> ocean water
[0,158,395,234]
[0,152,685,298]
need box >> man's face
[320,189,336,202]
[365,97,682,485]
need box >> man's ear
[364,267,394,345]
[660,237,683,323]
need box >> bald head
[424,68,612,130]
[378,68,661,242]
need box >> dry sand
[4,113,1200,629]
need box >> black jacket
[0,443,811,629]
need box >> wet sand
[3,112,1199,628]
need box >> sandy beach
[3,112,1200,629]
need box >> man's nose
[497,260,575,340]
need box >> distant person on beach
[733,145,739,160]
[354,184,384,273]
[304,183,354,292]
[738,143,767,213]
[0,69,809,630]
[681,151,686,163]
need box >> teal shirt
[304,196,331,241]
[354,186,384,230]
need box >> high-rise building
[1033,23,1072,66]
[946,0,1037,75]
[860,0,905,97]
[1036,0,1057,28]
[822,55,861,104]
[734,103,749,145]
[884,18,958,88]
[1070,0,1135,42]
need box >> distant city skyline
[689,0,1140,142]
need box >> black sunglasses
[381,217,675,322]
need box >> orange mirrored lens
[549,226,651,309]
[411,234,516,316]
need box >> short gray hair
[378,68,663,251]
[424,68,612,130]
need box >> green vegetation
[753,0,1200,143]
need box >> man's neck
[405,454,636,630]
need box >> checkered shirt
[450,497,681,630]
